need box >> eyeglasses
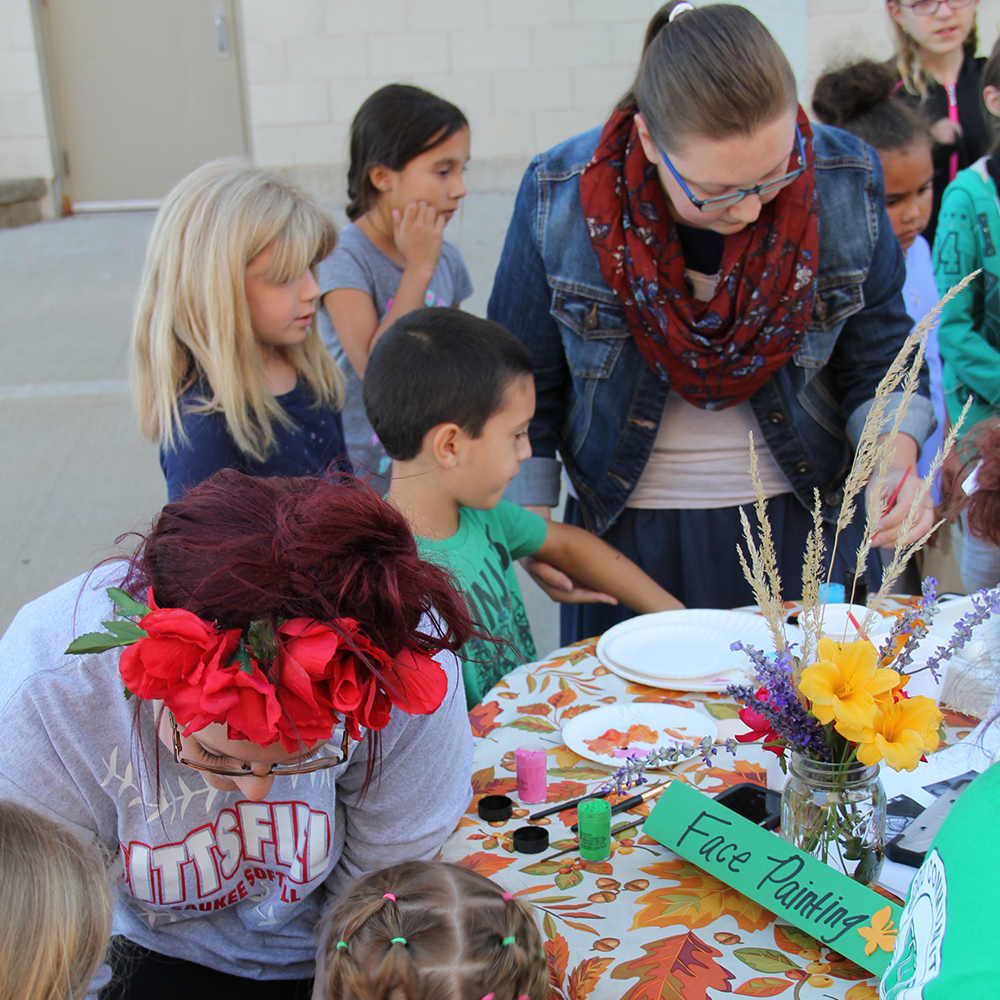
[169,712,351,777]
[658,125,806,212]
[899,0,975,14]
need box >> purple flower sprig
[726,642,831,760]
[600,736,741,795]
[877,576,939,671]
[913,582,1000,679]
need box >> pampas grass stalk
[862,395,974,631]
[736,434,788,653]
[737,269,978,660]
[824,271,977,602]
[798,490,825,668]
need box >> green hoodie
[933,157,1000,436]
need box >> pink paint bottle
[515,744,548,804]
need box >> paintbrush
[569,780,669,832]
[528,786,611,821]
[536,816,648,864]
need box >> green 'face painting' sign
[645,781,902,976]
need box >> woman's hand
[519,557,619,605]
[392,201,446,274]
[870,465,935,549]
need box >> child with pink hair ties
[315,860,546,1000]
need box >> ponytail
[619,2,797,150]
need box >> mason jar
[780,752,887,884]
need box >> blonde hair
[888,2,979,99]
[131,159,345,461]
[317,861,548,1000]
[0,801,113,1000]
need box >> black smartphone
[714,783,781,830]
[885,779,971,867]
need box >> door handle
[210,0,231,58]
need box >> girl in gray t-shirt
[318,85,474,492]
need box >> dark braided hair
[317,861,547,1000]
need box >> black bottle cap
[478,795,514,822]
[512,826,549,854]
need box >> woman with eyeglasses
[489,1,938,642]
[0,470,476,999]
[888,0,985,247]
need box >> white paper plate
[596,609,791,690]
[561,703,718,768]
[599,659,748,694]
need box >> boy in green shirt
[364,307,683,706]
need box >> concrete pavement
[0,194,562,657]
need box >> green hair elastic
[502,935,516,946]
[391,937,407,945]
[336,941,348,950]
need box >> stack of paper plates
[596,609,796,692]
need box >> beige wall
[238,0,809,200]
[4,1,1000,210]
[0,0,53,182]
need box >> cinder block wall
[239,0,675,202]
[3,0,1000,212]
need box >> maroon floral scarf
[579,106,820,409]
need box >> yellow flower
[857,904,897,956]
[799,639,899,731]
[853,696,942,772]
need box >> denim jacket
[489,124,935,534]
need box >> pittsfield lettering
[123,799,331,907]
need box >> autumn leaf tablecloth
[440,638,980,1000]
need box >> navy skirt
[560,493,884,646]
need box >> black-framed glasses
[658,125,806,212]
[898,0,974,15]
[169,711,351,777]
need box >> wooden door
[38,0,248,208]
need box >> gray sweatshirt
[0,567,473,980]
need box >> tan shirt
[626,266,792,510]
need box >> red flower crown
[67,588,448,752]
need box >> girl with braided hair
[315,861,547,1000]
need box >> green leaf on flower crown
[123,684,133,700]
[246,618,277,664]
[106,587,151,618]
[100,620,148,643]
[66,630,142,654]
[229,640,255,674]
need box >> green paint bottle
[577,798,611,862]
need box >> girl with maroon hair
[0,470,476,1000]
[952,419,1000,590]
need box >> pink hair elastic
[382,893,396,901]
[480,994,495,1000]
[502,892,513,901]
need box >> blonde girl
[315,861,546,1000]
[131,159,347,501]
[318,85,472,490]
[0,800,112,1000]
[887,0,986,244]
